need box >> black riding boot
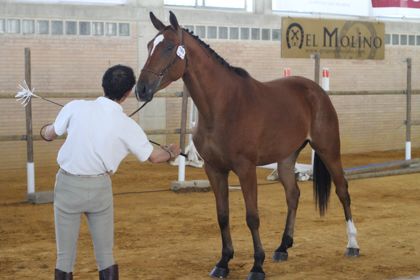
[55,269,73,280]
[99,264,119,280]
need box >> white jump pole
[178,156,186,181]
[406,142,412,161]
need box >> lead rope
[128,97,187,158]
[128,100,150,117]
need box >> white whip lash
[15,81,64,107]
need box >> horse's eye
[166,45,175,51]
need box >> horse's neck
[182,38,237,123]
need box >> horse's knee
[246,212,260,229]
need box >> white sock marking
[346,219,359,248]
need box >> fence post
[24,48,36,198]
[311,53,321,165]
[405,58,412,160]
[313,52,320,85]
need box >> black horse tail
[313,153,331,216]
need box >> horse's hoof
[345,247,360,257]
[209,266,229,278]
[246,271,265,280]
[272,251,288,262]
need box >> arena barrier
[343,58,419,180]
[1,50,419,199]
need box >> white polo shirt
[53,97,153,175]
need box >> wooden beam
[346,166,420,180]
[0,128,193,142]
[344,159,420,175]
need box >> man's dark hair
[102,65,136,101]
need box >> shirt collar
[96,96,123,112]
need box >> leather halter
[134,27,186,102]
[130,28,186,117]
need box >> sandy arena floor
[1,150,420,280]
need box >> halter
[133,27,186,104]
[130,28,186,117]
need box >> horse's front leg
[205,163,233,279]
[235,162,265,280]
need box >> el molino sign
[281,18,385,60]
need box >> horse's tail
[313,153,331,216]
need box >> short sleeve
[122,118,154,162]
[53,100,79,136]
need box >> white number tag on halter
[177,45,186,59]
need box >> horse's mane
[183,28,250,78]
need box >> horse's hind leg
[205,164,234,278]
[310,139,360,257]
[273,150,301,262]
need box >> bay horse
[136,11,360,280]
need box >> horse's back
[262,76,337,119]
[263,76,327,99]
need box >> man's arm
[40,100,77,142]
[40,123,58,141]
[148,144,180,163]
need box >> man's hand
[40,123,58,142]
[162,144,181,160]
[148,143,181,163]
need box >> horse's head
[135,11,187,102]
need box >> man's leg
[54,206,81,273]
[86,204,115,271]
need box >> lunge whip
[15,81,187,157]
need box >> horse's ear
[150,12,165,31]
[169,11,180,30]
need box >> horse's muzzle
[135,82,154,102]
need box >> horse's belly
[256,131,309,165]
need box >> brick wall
[0,26,138,95]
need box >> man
[41,65,180,280]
